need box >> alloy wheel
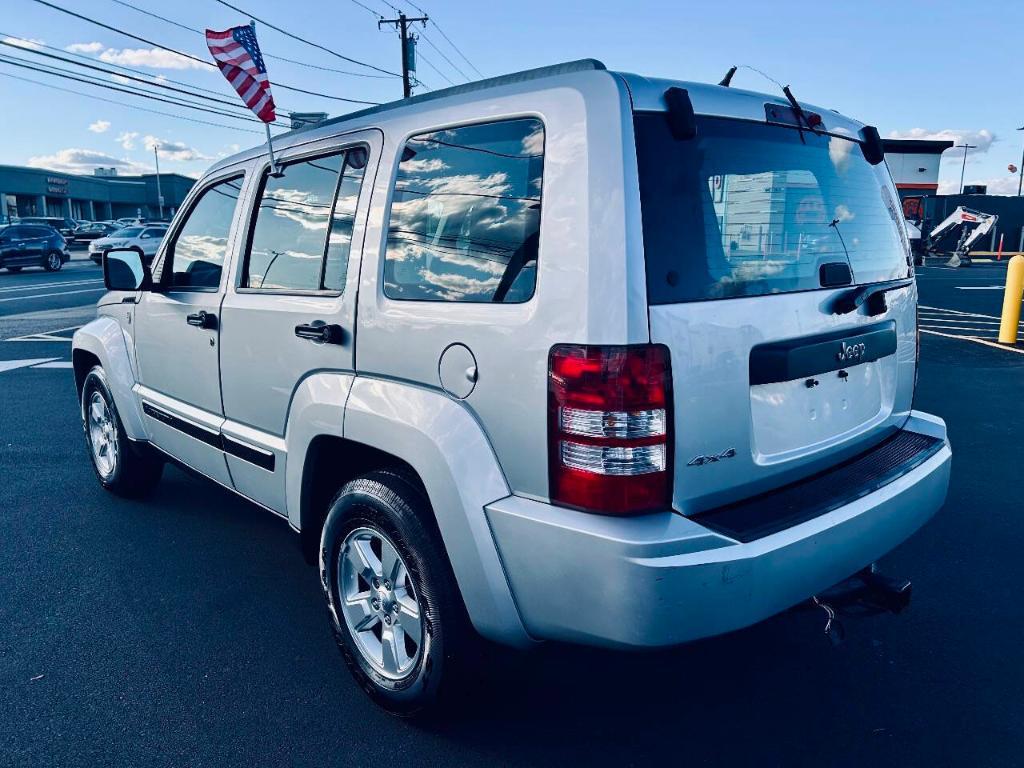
[337,526,424,680]
[87,391,119,479]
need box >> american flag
[205,24,276,123]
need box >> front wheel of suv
[320,471,470,715]
[81,365,163,497]
[43,251,63,272]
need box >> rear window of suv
[634,113,910,304]
[383,118,544,303]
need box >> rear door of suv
[217,130,378,514]
[629,89,916,516]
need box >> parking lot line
[921,328,1024,354]
[5,324,83,342]
[0,287,105,304]
[0,278,102,293]
[31,361,73,368]
[0,358,58,372]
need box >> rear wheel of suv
[43,251,63,272]
[320,471,469,715]
[81,365,163,497]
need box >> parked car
[72,60,952,714]
[0,223,70,272]
[73,221,120,243]
[88,225,167,265]
[16,216,77,241]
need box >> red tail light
[548,344,672,514]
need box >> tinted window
[635,114,910,304]
[383,119,544,303]
[163,176,243,289]
[243,149,366,292]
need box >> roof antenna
[719,66,737,87]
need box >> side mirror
[104,248,151,291]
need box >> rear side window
[242,148,367,292]
[634,113,910,303]
[162,175,243,289]
[383,118,544,303]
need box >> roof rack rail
[290,58,608,136]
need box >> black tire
[81,365,163,498]
[43,250,63,272]
[320,470,470,715]
[5,266,21,273]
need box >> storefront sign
[46,176,69,195]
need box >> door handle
[186,310,217,329]
[294,320,344,344]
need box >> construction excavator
[911,206,998,268]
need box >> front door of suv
[217,133,377,513]
[134,171,247,485]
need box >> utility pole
[152,143,164,220]
[379,11,428,98]
[957,143,976,195]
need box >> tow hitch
[809,564,912,645]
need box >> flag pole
[251,20,279,175]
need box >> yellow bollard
[998,254,1024,344]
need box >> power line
[419,32,468,81]
[106,0,393,78]
[0,39,291,121]
[0,54,278,125]
[28,0,381,103]
[212,0,401,78]
[415,50,453,87]
[348,0,383,18]
[0,31,244,102]
[402,1,483,78]
[0,71,263,134]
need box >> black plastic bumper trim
[691,430,944,543]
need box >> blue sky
[2,0,1021,192]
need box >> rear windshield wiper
[832,278,914,316]
[782,85,822,143]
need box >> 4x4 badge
[687,448,736,467]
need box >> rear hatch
[631,93,917,514]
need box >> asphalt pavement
[0,264,1022,767]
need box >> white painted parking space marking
[921,329,1024,355]
[956,286,1004,290]
[917,305,1024,354]
[31,361,74,369]
[0,358,58,373]
[5,324,83,342]
[0,287,105,303]
[0,278,102,294]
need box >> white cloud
[938,176,1021,196]
[65,41,104,54]
[2,36,44,50]
[27,148,149,175]
[887,128,997,157]
[144,135,211,162]
[117,131,139,151]
[88,120,111,134]
[98,47,206,70]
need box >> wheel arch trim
[72,318,145,440]
[290,374,532,648]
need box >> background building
[0,164,194,223]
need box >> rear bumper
[485,411,950,649]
